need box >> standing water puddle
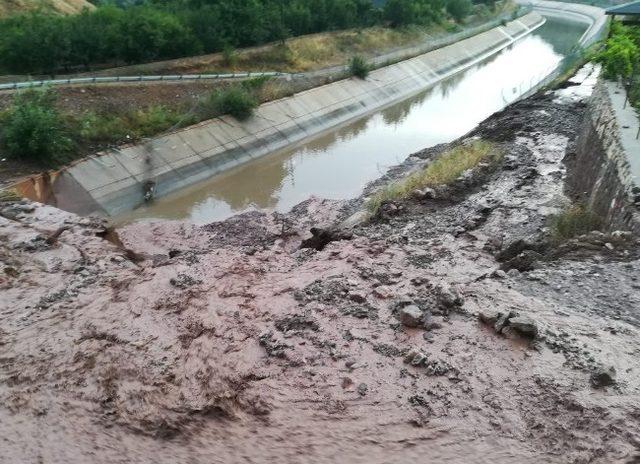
[119,18,586,225]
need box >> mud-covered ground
[1,67,640,463]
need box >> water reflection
[121,18,586,225]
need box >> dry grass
[0,0,93,17]
[0,189,21,202]
[367,140,499,213]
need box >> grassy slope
[0,0,94,17]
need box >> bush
[595,23,640,80]
[0,89,72,165]
[349,55,370,79]
[550,205,602,241]
[203,87,258,121]
[222,45,238,68]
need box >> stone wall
[569,79,640,234]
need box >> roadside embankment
[11,12,545,218]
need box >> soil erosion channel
[119,18,586,224]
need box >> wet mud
[1,67,640,463]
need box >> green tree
[596,24,639,79]
[384,0,415,27]
[0,13,69,75]
[446,0,472,23]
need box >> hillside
[0,0,94,17]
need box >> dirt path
[1,71,639,463]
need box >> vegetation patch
[367,140,498,213]
[0,189,20,202]
[549,205,602,242]
[76,105,191,147]
[594,22,640,112]
[201,87,258,121]
[349,55,370,79]
[0,89,73,165]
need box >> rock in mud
[590,366,616,388]
[374,201,404,220]
[496,237,544,262]
[479,310,538,339]
[338,210,369,230]
[508,316,538,338]
[397,305,424,327]
[500,250,542,272]
[404,348,428,366]
[436,285,464,309]
[478,310,501,325]
[300,226,353,251]
[411,188,436,200]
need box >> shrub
[204,87,258,121]
[222,45,238,68]
[349,55,370,79]
[0,89,72,165]
[595,23,640,80]
[550,205,602,241]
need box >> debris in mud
[293,276,351,304]
[373,343,403,358]
[274,314,320,333]
[402,348,456,376]
[259,331,290,358]
[169,273,202,289]
[590,365,616,389]
[435,285,465,310]
[500,249,543,272]
[404,348,428,366]
[341,304,378,319]
[299,226,353,251]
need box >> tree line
[0,0,481,75]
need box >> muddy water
[120,18,586,225]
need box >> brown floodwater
[119,18,586,225]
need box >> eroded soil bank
[1,67,639,463]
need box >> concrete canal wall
[15,12,545,217]
[570,78,640,234]
[525,0,606,47]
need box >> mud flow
[1,66,639,463]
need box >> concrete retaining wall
[569,79,640,234]
[14,12,545,217]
